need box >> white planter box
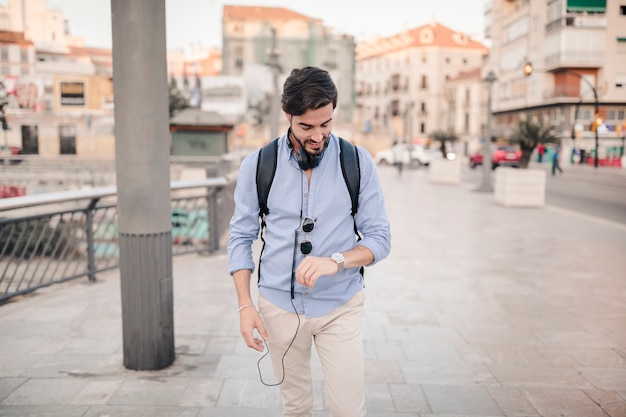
[428,158,461,185]
[494,167,546,208]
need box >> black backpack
[255,137,363,280]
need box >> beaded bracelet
[238,303,255,313]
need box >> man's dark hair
[281,67,337,116]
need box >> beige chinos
[258,291,366,417]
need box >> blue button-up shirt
[228,133,391,318]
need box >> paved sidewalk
[1,166,625,417]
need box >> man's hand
[239,307,269,352]
[295,255,338,289]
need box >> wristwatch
[330,252,345,273]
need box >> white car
[375,143,434,167]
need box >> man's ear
[284,113,292,123]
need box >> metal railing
[0,177,232,303]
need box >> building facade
[221,5,356,124]
[443,67,486,157]
[485,0,626,162]
[0,0,114,157]
[355,21,489,153]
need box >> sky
[42,0,488,51]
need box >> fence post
[85,198,99,282]
[208,188,220,253]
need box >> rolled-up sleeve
[227,152,261,276]
[353,148,391,265]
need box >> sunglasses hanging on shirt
[300,217,316,255]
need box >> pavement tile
[0,356,39,378]
[488,386,540,417]
[364,359,405,384]
[107,377,190,406]
[399,361,496,385]
[364,382,396,413]
[487,364,593,389]
[70,378,124,405]
[0,405,88,417]
[388,383,430,414]
[422,384,503,415]
[178,378,222,407]
[577,366,626,391]
[215,378,281,408]
[198,408,278,417]
[522,387,608,417]
[19,354,123,378]
[82,405,201,417]
[583,389,626,417]
[0,378,25,402]
[1,378,87,405]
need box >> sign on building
[60,82,85,106]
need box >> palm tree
[508,118,560,169]
[429,130,459,159]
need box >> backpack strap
[338,137,360,217]
[255,138,279,283]
[338,138,364,277]
[256,138,279,218]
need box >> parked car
[469,145,521,169]
[375,143,435,167]
[0,145,24,165]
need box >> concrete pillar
[111,0,174,370]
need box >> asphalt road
[461,160,626,225]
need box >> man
[552,144,563,175]
[228,66,391,417]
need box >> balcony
[544,50,604,71]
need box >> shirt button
[303,193,308,198]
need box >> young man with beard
[228,66,391,417]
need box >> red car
[469,145,521,169]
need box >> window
[621,5,626,15]
[234,46,243,71]
[420,75,428,89]
[391,74,400,92]
[0,46,8,61]
[420,122,426,134]
[59,124,76,155]
[20,48,28,62]
[325,49,338,70]
[21,125,39,154]
[390,100,400,117]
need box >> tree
[508,118,560,169]
[429,130,459,159]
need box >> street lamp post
[476,70,497,193]
[524,62,600,168]
[267,28,281,140]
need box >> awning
[566,0,606,12]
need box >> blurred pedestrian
[392,141,410,175]
[552,144,563,175]
[537,144,545,163]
